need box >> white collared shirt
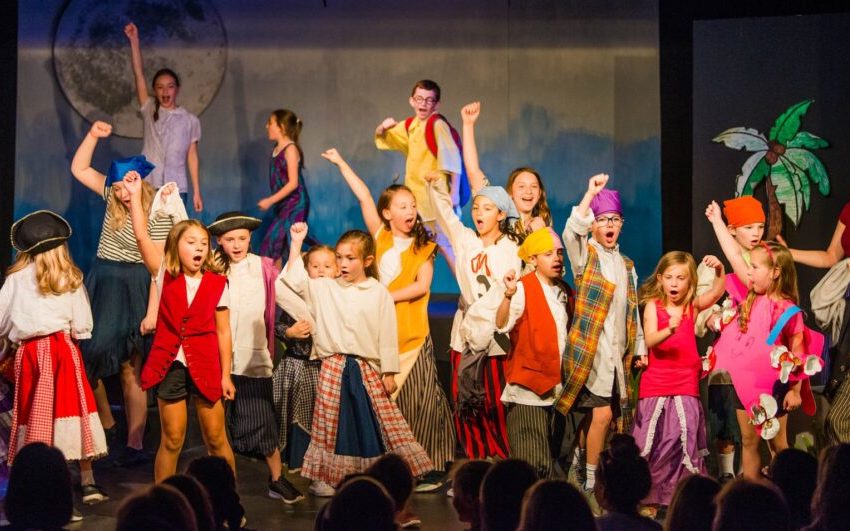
[280,259,399,373]
[228,254,272,377]
[0,263,92,343]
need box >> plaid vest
[555,244,637,415]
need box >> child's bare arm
[71,121,111,194]
[216,308,235,400]
[124,171,163,275]
[460,102,488,194]
[124,22,149,107]
[495,270,518,330]
[705,201,750,282]
[694,255,726,311]
[391,258,434,303]
[322,148,382,235]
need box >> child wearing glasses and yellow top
[557,174,646,500]
[375,80,463,266]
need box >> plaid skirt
[301,354,433,486]
[8,332,107,463]
[272,356,321,466]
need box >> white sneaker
[446,487,454,498]
[308,480,336,497]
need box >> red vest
[506,273,563,396]
[141,271,227,403]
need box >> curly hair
[376,184,436,254]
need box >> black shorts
[157,362,203,401]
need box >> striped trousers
[506,403,554,478]
[826,376,850,444]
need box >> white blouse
[280,258,399,374]
[0,263,93,343]
[228,255,272,378]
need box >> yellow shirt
[375,116,462,222]
[375,228,436,352]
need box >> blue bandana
[107,155,155,186]
[475,186,520,220]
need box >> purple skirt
[632,395,708,505]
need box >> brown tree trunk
[765,176,783,241]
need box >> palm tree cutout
[713,100,830,239]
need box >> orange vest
[506,272,562,396]
[375,229,437,352]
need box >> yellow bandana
[518,227,563,263]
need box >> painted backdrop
[17,0,661,292]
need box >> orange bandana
[722,196,765,227]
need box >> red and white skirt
[7,332,107,463]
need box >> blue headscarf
[474,186,520,220]
[107,155,155,186]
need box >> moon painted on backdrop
[53,0,227,138]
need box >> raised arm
[390,256,434,303]
[460,102,489,194]
[705,201,749,282]
[777,222,846,269]
[124,171,162,275]
[694,255,726,311]
[70,121,111,194]
[321,148,382,235]
[426,173,467,253]
[124,22,149,107]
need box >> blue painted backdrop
[16,0,662,291]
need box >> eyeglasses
[594,215,624,226]
[412,96,437,106]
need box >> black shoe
[718,472,735,484]
[112,446,151,468]
[268,476,304,505]
[103,424,122,454]
[81,484,109,505]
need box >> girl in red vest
[123,171,236,482]
[280,222,432,489]
[632,251,725,510]
[321,148,455,495]
[460,101,553,237]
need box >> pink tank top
[639,302,701,398]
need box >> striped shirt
[95,186,174,263]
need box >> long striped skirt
[450,349,510,459]
[396,336,456,472]
[8,332,107,463]
[301,354,433,486]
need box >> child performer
[632,252,726,508]
[258,110,317,267]
[71,120,179,467]
[208,212,303,504]
[555,174,646,495]
[273,244,333,497]
[700,196,766,481]
[427,171,522,460]
[460,101,552,235]
[705,238,823,479]
[123,172,236,482]
[280,223,432,486]
[1,211,108,504]
[375,80,463,265]
[493,227,574,478]
[322,148,455,485]
[124,22,203,211]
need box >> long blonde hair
[738,241,798,333]
[162,220,222,277]
[639,251,698,310]
[108,181,155,231]
[6,243,83,296]
[506,167,552,234]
